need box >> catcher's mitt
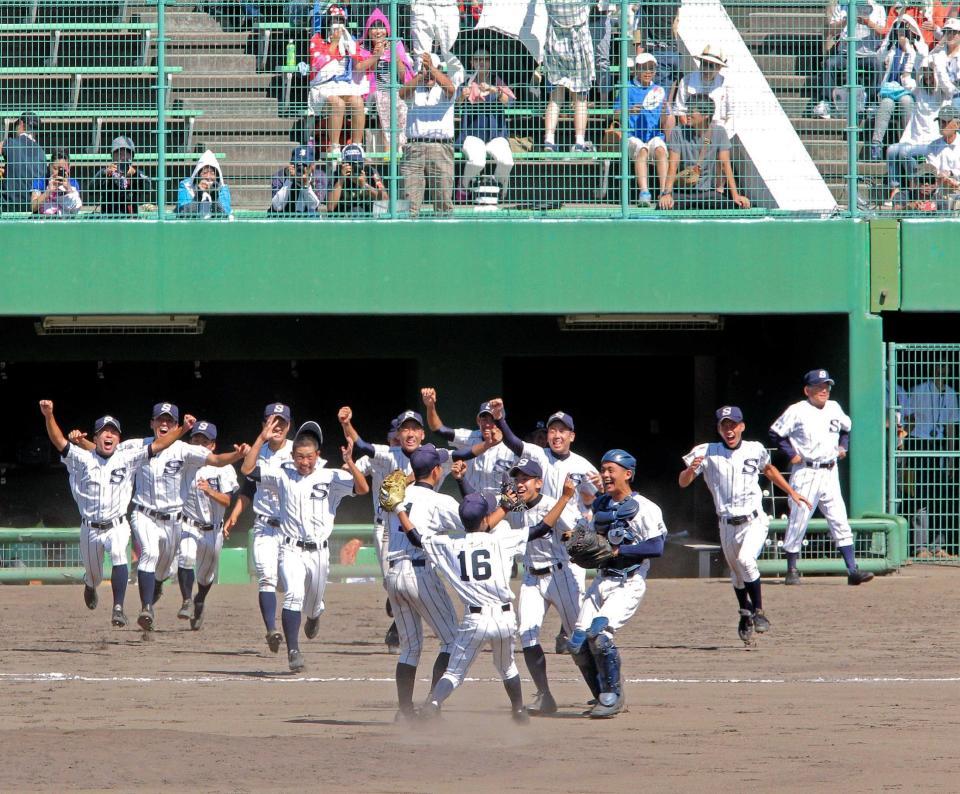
[498,480,525,512]
[379,469,408,512]
[564,523,616,568]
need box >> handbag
[676,129,712,188]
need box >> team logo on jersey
[494,459,512,474]
[568,472,585,485]
[109,468,126,484]
[206,476,221,492]
[642,85,666,109]
[163,460,183,477]
[310,484,329,500]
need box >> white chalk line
[1,672,959,685]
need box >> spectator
[886,103,960,208]
[931,17,960,99]
[409,0,460,65]
[399,52,462,218]
[31,149,82,217]
[455,47,515,204]
[813,0,886,119]
[899,161,942,211]
[357,8,415,152]
[632,0,683,91]
[306,5,370,157]
[269,144,327,215]
[599,53,668,207]
[869,14,928,160]
[543,0,595,152]
[326,142,386,214]
[658,95,751,211]
[589,2,613,104]
[90,136,152,216]
[177,149,233,219]
[674,44,734,137]
[0,111,46,212]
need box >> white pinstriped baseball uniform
[250,439,293,592]
[449,428,518,502]
[384,483,460,667]
[420,527,527,687]
[179,463,239,586]
[61,442,150,589]
[682,441,771,588]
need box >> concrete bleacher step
[197,139,299,163]
[135,9,224,34]
[748,11,826,36]
[804,139,859,161]
[166,53,257,72]
[178,96,279,116]
[816,159,885,178]
[194,117,295,136]
[170,73,272,93]
[228,184,274,210]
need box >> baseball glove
[379,469,408,512]
[564,523,616,568]
[498,480,525,512]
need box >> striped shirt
[683,440,770,519]
[252,440,294,519]
[182,463,240,525]
[130,438,210,512]
[62,442,151,522]
[385,482,460,562]
[422,528,526,608]
[506,493,580,567]
[449,428,517,502]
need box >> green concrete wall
[899,220,960,311]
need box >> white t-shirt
[925,135,960,178]
[682,440,771,519]
[406,70,464,140]
[421,528,526,608]
[769,399,851,464]
[674,70,733,134]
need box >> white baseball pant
[384,559,458,667]
[178,522,224,587]
[410,1,460,60]
[517,562,584,648]
[461,136,514,192]
[80,520,130,589]
[575,564,650,636]
[440,606,519,689]
[719,513,769,588]
[252,516,281,592]
[278,541,328,620]
[131,510,181,581]
[783,466,854,553]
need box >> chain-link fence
[888,343,960,563]
[2,0,959,219]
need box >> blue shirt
[613,80,666,143]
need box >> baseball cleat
[589,691,624,719]
[737,608,755,645]
[190,600,205,631]
[554,629,569,655]
[83,585,98,610]
[847,569,874,585]
[177,598,194,620]
[266,630,283,653]
[784,568,801,585]
[384,622,400,653]
[529,690,558,716]
[752,609,771,633]
[418,700,441,721]
[137,604,155,632]
[511,707,531,725]
[304,616,320,639]
[287,648,305,672]
[111,605,128,627]
[394,707,418,723]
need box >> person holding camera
[270,145,328,215]
[177,150,232,219]
[91,136,152,216]
[326,142,386,216]
[31,148,82,217]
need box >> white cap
[944,16,960,31]
[633,53,657,68]
[696,43,727,67]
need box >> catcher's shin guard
[568,629,601,699]
[589,632,622,705]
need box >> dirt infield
[1,566,958,793]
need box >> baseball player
[177,421,243,631]
[127,402,246,632]
[224,402,294,653]
[679,406,812,645]
[421,388,519,503]
[38,400,190,627]
[241,417,368,672]
[769,369,874,586]
[387,490,559,724]
[568,449,666,719]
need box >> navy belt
[82,516,124,530]
[282,536,327,551]
[182,516,221,532]
[725,510,759,526]
[390,558,426,568]
[469,603,511,614]
[600,566,641,579]
[256,516,281,528]
[528,562,563,576]
[804,460,836,470]
[135,505,180,521]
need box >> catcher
[565,449,667,719]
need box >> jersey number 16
[458,549,492,581]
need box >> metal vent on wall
[559,314,723,332]
[35,315,205,336]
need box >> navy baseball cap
[388,416,401,434]
[152,402,179,421]
[460,492,494,530]
[94,415,121,434]
[601,448,637,471]
[191,420,218,440]
[396,410,425,428]
[264,402,292,422]
[715,405,744,424]
[341,142,365,163]
[546,411,575,431]
[509,456,543,479]
[803,369,835,387]
[477,401,495,418]
[291,145,314,165]
[295,420,323,445]
[410,443,448,477]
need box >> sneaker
[304,616,320,639]
[637,189,653,207]
[190,600,205,631]
[394,706,418,723]
[529,690,558,716]
[554,629,569,655]
[287,648,305,672]
[384,622,400,653]
[571,141,595,153]
[329,145,341,158]
[752,609,771,634]
[543,141,558,153]
[934,548,957,559]
[454,188,470,204]
[737,608,755,644]
[812,100,831,119]
[137,604,155,632]
[916,547,934,559]
[419,700,441,721]
[266,630,283,653]
[847,569,875,585]
[784,568,801,585]
[111,605,127,627]
[512,706,531,725]
[588,690,624,719]
[83,585,98,610]
[177,598,194,620]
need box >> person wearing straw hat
[674,43,734,137]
